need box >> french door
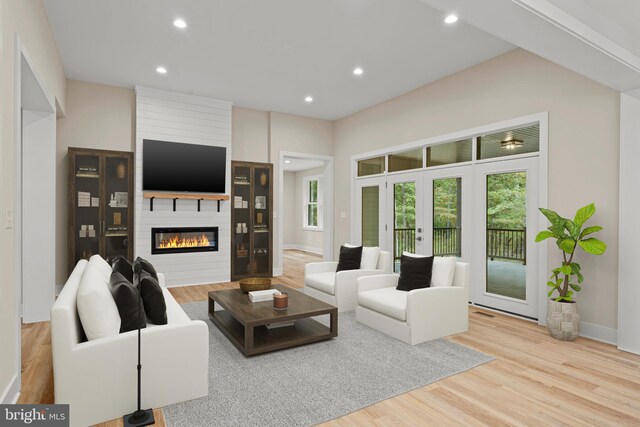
[386,172,424,271]
[355,177,386,249]
[473,158,539,318]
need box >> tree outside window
[304,177,322,229]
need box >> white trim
[283,244,324,255]
[278,151,334,274]
[0,374,20,404]
[579,321,618,345]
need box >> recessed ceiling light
[156,66,167,74]
[444,14,458,24]
[173,18,187,29]
[305,96,313,103]
[353,67,364,76]
[285,160,291,164]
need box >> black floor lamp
[123,262,155,427]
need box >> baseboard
[580,321,618,345]
[283,244,323,255]
[273,268,283,277]
[1,374,20,404]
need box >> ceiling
[282,157,325,172]
[42,0,513,120]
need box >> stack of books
[248,289,280,303]
[78,192,91,207]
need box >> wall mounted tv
[143,139,226,193]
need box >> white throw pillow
[402,252,456,287]
[76,263,121,340]
[431,257,457,287]
[89,254,112,279]
[344,244,380,270]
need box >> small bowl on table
[239,278,272,293]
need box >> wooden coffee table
[208,284,338,356]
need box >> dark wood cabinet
[231,161,273,280]
[68,147,134,273]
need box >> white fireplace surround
[134,86,232,286]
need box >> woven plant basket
[546,299,580,341]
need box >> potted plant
[535,203,607,341]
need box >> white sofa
[356,261,470,345]
[304,250,392,312]
[51,258,209,427]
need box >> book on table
[248,289,280,302]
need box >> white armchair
[355,261,470,345]
[304,250,392,312]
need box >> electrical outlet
[5,209,14,229]
[340,211,347,218]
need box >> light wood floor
[20,249,640,426]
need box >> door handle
[416,236,423,242]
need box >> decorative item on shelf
[116,161,126,179]
[114,212,122,225]
[273,291,288,310]
[255,196,266,209]
[260,171,267,186]
[234,196,243,209]
[234,175,249,184]
[255,248,268,256]
[91,197,99,207]
[76,166,98,178]
[87,225,96,238]
[535,203,607,341]
[242,201,248,209]
[239,277,272,293]
[78,191,91,207]
[236,242,248,258]
[256,212,263,224]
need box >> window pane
[433,178,461,257]
[358,157,385,177]
[477,124,540,160]
[388,148,423,172]
[309,180,318,203]
[361,186,379,246]
[427,139,472,167]
[393,182,416,272]
[308,204,318,227]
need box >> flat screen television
[143,139,226,193]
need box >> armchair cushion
[358,288,408,321]
[77,264,121,341]
[305,271,336,295]
[432,257,457,287]
[396,254,434,291]
[336,245,363,272]
[345,244,380,270]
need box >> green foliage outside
[535,203,607,302]
[307,179,318,227]
[487,172,526,229]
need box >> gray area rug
[164,300,493,426]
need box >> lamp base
[123,408,155,427]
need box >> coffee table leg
[330,311,338,337]
[244,324,254,355]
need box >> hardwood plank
[19,249,640,426]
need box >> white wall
[56,80,135,285]
[618,91,640,354]
[0,0,66,404]
[334,48,620,334]
[135,86,232,286]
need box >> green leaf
[547,281,556,287]
[580,225,603,239]
[556,278,563,287]
[569,284,582,292]
[560,265,572,275]
[540,208,564,227]
[548,224,567,238]
[535,230,555,242]
[578,238,607,255]
[558,238,576,254]
[576,271,584,283]
[548,289,555,297]
[574,203,596,227]
[569,262,581,273]
[564,220,580,239]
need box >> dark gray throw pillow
[336,245,363,272]
[112,255,133,283]
[140,271,167,325]
[108,270,146,333]
[396,254,434,292]
[135,256,158,281]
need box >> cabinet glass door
[253,166,271,274]
[233,165,252,277]
[104,156,130,263]
[74,154,101,265]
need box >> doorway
[278,152,334,276]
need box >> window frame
[303,175,323,231]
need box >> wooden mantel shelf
[143,192,230,212]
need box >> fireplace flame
[158,233,210,249]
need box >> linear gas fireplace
[151,227,219,255]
